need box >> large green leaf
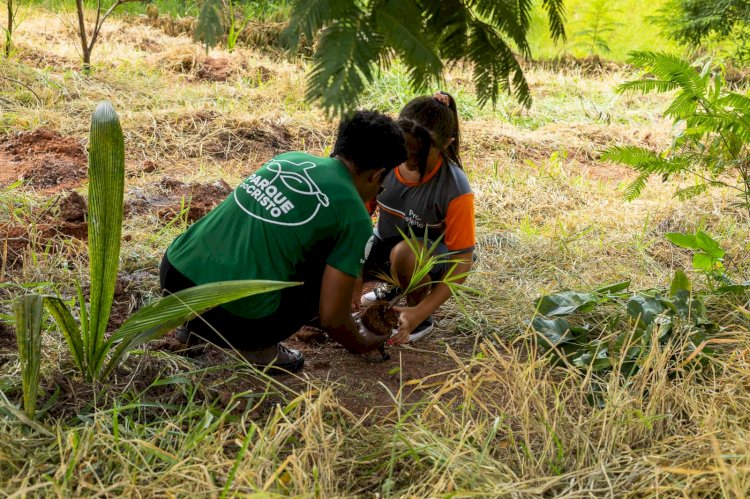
[669,270,691,297]
[695,231,725,258]
[101,280,301,377]
[535,291,598,316]
[531,317,573,348]
[87,102,125,380]
[14,294,44,418]
[692,253,714,272]
[627,295,667,327]
[595,280,631,295]
[665,232,699,249]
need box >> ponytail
[437,91,462,170]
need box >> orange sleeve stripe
[444,193,475,251]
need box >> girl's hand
[389,306,429,345]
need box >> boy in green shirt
[160,111,407,372]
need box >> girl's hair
[398,91,462,178]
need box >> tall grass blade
[87,102,125,380]
[13,294,44,418]
[101,280,301,377]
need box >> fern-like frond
[601,145,661,166]
[281,0,360,51]
[541,0,567,42]
[307,17,384,114]
[372,0,442,93]
[425,0,470,63]
[472,0,533,57]
[624,172,650,201]
[625,51,706,97]
[664,88,700,118]
[617,79,680,95]
[468,17,530,107]
[675,183,709,200]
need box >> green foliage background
[526,0,678,61]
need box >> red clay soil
[0,128,87,191]
[155,177,233,222]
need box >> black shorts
[362,234,452,282]
[159,254,321,350]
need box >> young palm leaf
[86,101,124,380]
[101,280,300,377]
[13,294,44,418]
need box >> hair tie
[433,91,450,106]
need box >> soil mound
[0,128,86,190]
[59,191,88,222]
[157,48,275,83]
[155,177,233,222]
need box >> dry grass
[1,8,750,498]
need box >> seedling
[359,227,476,337]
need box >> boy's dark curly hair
[332,110,406,173]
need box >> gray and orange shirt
[375,156,475,253]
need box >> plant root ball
[360,300,399,336]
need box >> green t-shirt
[166,152,372,318]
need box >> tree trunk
[75,0,91,71]
[4,0,12,57]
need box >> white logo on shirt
[234,160,329,226]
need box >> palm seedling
[13,294,43,418]
[359,228,476,336]
[15,102,298,397]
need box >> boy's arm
[319,265,385,353]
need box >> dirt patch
[58,191,88,222]
[0,128,87,191]
[1,221,88,273]
[16,45,77,70]
[154,177,233,222]
[156,48,276,83]
[532,54,626,75]
[148,281,471,418]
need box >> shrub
[601,51,750,217]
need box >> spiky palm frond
[281,0,361,51]
[280,0,564,112]
[541,0,567,42]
